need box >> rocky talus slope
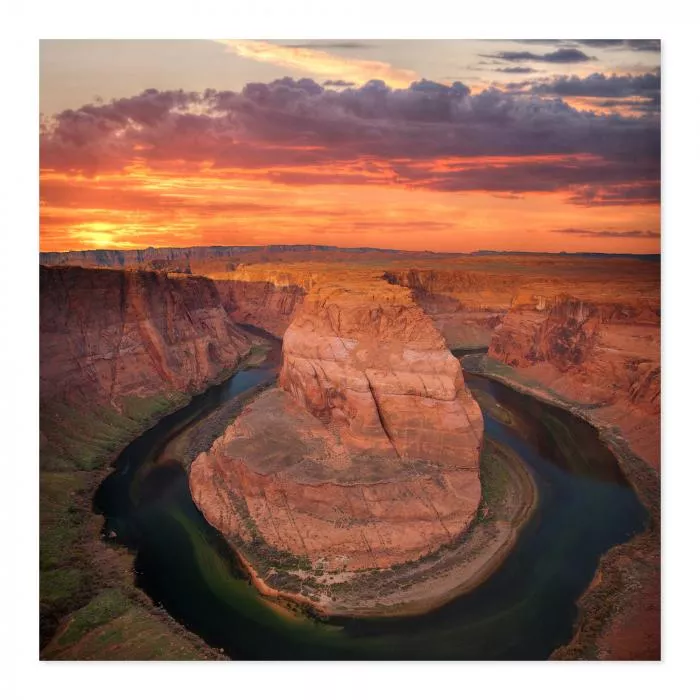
[190,276,484,606]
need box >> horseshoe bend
[38,250,660,660]
[189,277,491,613]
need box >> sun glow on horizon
[40,157,659,254]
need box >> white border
[2,2,698,699]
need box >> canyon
[383,255,660,471]
[39,246,660,660]
[40,265,255,472]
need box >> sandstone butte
[189,275,485,591]
[201,255,659,471]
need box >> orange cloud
[216,40,419,87]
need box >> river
[93,336,647,660]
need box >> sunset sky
[40,39,661,254]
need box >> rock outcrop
[190,278,484,603]
[214,279,305,338]
[41,266,251,406]
[383,268,518,349]
[40,265,252,471]
[385,256,660,471]
[489,283,660,469]
[279,284,483,466]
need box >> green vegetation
[479,437,515,512]
[46,598,222,661]
[40,391,186,473]
[39,388,215,659]
[316,435,534,603]
[54,589,132,647]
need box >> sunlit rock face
[279,284,483,467]
[190,277,484,578]
[213,279,306,338]
[382,268,518,350]
[384,255,660,471]
[490,288,660,469]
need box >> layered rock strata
[213,279,305,338]
[383,268,518,349]
[41,265,251,407]
[40,265,252,471]
[489,287,660,470]
[385,256,660,471]
[190,280,484,597]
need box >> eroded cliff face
[40,265,252,470]
[279,284,483,466]
[383,268,517,350]
[41,266,251,406]
[214,279,305,338]
[490,290,660,468]
[385,257,660,471]
[190,278,484,599]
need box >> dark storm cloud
[553,227,660,238]
[502,72,661,115]
[513,39,661,52]
[40,77,659,206]
[482,48,593,63]
[567,182,660,206]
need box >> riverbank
[209,434,537,620]
[40,338,271,659]
[465,356,660,661]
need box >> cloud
[323,79,356,87]
[513,39,661,53]
[41,78,659,206]
[482,48,593,64]
[494,66,538,74]
[577,39,660,52]
[215,39,418,87]
[566,183,660,206]
[283,41,374,50]
[552,227,660,238]
[528,71,660,98]
[498,71,661,115]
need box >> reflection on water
[94,353,647,660]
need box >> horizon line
[38,243,661,258]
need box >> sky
[39,39,661,254]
